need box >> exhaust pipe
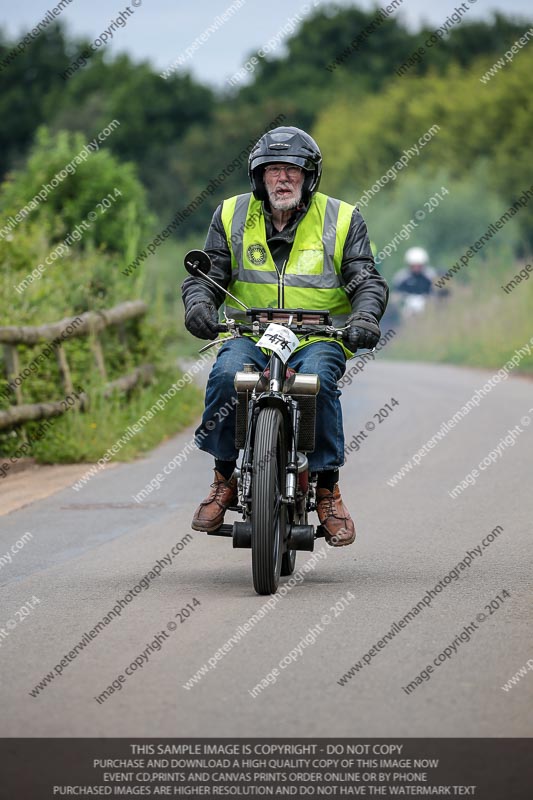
[234,372,319,395]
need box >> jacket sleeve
[181,204,233,313]
[340,209,389,321]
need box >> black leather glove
[343,311,381,351]
[184,302,219,340]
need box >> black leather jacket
[182,197,389,320]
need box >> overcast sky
[2,0,532,87]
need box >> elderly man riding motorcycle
[181,125,388,546]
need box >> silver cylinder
[285,374,320,396]
[286,471,296,500]
[234,371,320,395]
[234,371,261,392]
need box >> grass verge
[385,267,533,373]
[1,369,204,465]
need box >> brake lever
[324,324,348,338]
[197,317,241,353]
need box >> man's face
[263,163,305,211]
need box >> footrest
[207,521,253,547]
[207,524,234,537]
[233,521,252,548]
[287,524,315,551]
[315,525,327,539]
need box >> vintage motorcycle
[184,249,350,595]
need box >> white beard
[268,185,303,211]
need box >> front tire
[251,407,286,595]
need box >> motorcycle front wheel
[251,407,287,595]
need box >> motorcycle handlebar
[213,322,345,339]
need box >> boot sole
[325,531,356,547]
[191,519,224,533]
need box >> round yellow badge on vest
[246,243,268,266]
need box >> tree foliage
[314,45,533,249]
[1,5,532,457]
[0,127,152,256]
[0,6,531,246]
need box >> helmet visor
[251,154,314,172]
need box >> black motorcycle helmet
[248,126,322,204]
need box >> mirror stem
[198,273,250,311]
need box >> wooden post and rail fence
[0,301,154,432]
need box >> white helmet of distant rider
[405,247,429,271]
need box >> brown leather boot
[316,484,356,547]
[191,470,238,532]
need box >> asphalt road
[1,360,532,737]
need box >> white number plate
[256,323,300,363]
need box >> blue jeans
[195,338,347,471]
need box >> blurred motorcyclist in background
[390,247,442,319]
[392,247,437,295]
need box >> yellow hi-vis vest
[220,191,355,357]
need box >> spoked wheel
[251,407,287,595]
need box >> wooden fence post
[90,334,107,380]
[55,343,74,396]
[3,344,23,405]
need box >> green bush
[0,129,203,462]
[0,127,153,258]
[8,372,203,465]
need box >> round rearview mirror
[184,249,212,276]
